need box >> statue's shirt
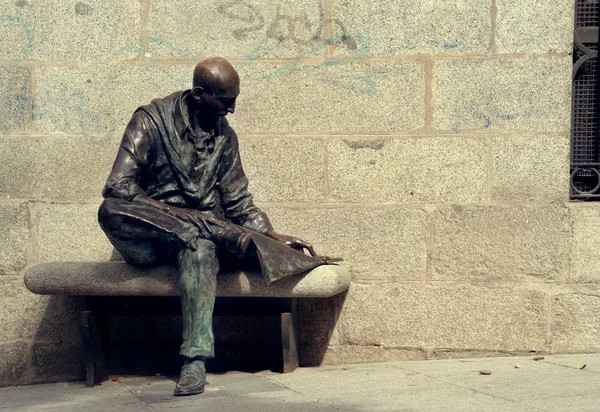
[102,90,267,229]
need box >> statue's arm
[217,128,273,233]
[102,111,151,201]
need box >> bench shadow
[30,295,86,383]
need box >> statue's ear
[191,86,204,101]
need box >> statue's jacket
[103,91,329,284]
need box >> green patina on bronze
[98,57,339,397]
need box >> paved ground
[2,354,600,411]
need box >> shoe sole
[173,385,205,396]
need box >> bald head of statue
[190,57,240,119]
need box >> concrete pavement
[2,354,599,411]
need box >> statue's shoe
[174,362,205,396]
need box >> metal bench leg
[281,298,299,373]
[81,311,108,387]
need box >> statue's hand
[167,207,222,238]
[267,231,317,257]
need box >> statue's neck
[184,94,215,134]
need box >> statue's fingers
[306,245,317,256]
[191,216,213,234]
[187,238,198,251]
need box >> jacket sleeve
[102,111,153,201]
[217,128,273,233]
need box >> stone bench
[24,262,350,386]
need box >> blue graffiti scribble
[0,15,34,69]
[115,21,376,95]
[259,30,376,95]
[35,83,117,139]
[498,114,516,121]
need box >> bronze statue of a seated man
[98,57,335,396]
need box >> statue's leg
[98,197,199,264]
[175,239,219,396]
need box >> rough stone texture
[35,64,193,136]
[0,0,140,61]
[38,203,114,263]
[434,57,572,132]
[330,0,491,57]
[0,203,29,275]
[492,135,570,202]
[322,346,520,365]
[432,205,570,281]
[0,0,590,384]
[0,276,83,345]
[0,341,29,386]
[0,135,115,201]
[323,346,427,365]
[24,261,351,298]
[570,205,600,283]
[298,295,346,366]
[0,275,46,342]
[231,61,425,134]
[340,283,549,351]
[496,0,574,53]
[328,137,487,203]
[264,207,428,282]
[0,67,31,133]
[31,341,83,383]
[265,207,428,282]
[149,0,325,60]
[239,137,325,202]
[552,286,600,353]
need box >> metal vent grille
[571,1,600,198]
[577,0,599,27]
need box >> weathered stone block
[32,341,83,383]
[340,283,549,351]
[232,61,425,134]
[38,203,114,263]
[432,205,569,281]
[496,0,574,53]
[0,276,83,344]
[0,203,29,275]
[328,137,487,203]
[0,67,31,133]
[0,0,140,61]
[262,207,428,282]
[434,57,571,132]
[0,341,29,386]
[0,135,116,201]
[239,137,325,202]
[323,346,426,365]
[299,295,345,347]
[570,205,600,283]
[35,64,194,136]
[552,286,600,352]
[330,0,491,57]
[492,135,569,202]
[0,275,42,342]
[149,0,324,60]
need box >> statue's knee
[180,240,217,264]
[98,198,121,232]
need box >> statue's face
[193,77,239,118]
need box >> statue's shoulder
[137,90,183,116]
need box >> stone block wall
[0,0,593,385]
